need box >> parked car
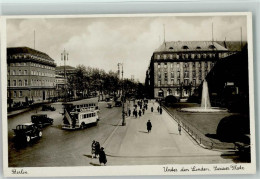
[42,104,56,111]
[31,114,54,127]
[115,101,122,107]
[13,123,42,143]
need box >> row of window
[157,62,214,69]
[10,62,55,70]
[155,52,228,60]
[82,113,96,119]
[158,70,208,79]
[158,89,192,96]
[158,79,201,86]
[8,90,54,98]
[8,79,55,87]
[9,69,55,77]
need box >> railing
[162,105,235,150]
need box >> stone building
[7,47,56,105]
[145,41,236,99]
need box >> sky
[6,14,248,82]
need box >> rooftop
[7,47,54,62]
[154,41,228,53]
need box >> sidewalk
[104,101,222,157]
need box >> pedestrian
[91,140,96,158]
[157,106,160,113]
[135,110,138,118]
[178,123,181,135]
[151,106,153,112]
[160,107,163,115]
[95,141,101,158]
[133,109,135,117]
[142,108,145,115]
[99,147,107,166]
[128,109,131,117]
[139,109,142,117]
[147,120,152,133]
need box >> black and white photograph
[1,12,256,176]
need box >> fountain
[180,80,228,113]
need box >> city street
[8,100,122,167]
[8,100,238,167]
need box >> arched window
[196,46,201,49]
[182,45,189,49]
[169,47,174,50]
[209,45,216,49]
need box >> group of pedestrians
[91,140,107,166]
[130,100,149,118]
[156,106,163,115]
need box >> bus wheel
[80,123,85,129]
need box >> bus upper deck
[62,98,99,113]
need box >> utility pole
[118,63,126,126]
[61,49,69,102]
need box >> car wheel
[38,131,42,137]
[80,123,85,129]
[26,136,31,143]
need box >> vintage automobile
[13,123,42,143]
[42,104,56,111]
[115,101,122,107]
[31,114,54,127]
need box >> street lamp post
[61,49,69,102]
[118,63,126,126]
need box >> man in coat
[99,147,107,166]
[147,120,152,133]
[95,141,100,158]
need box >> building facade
[145,41,236,99]
[7,47,56,105]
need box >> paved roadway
[8,100,238,167]
[8,101,122,167]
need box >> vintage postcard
[1,12,256,177]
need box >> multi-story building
[145,41,236,99]
[7,47,56,105]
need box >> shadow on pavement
[89,162,101,166]
[138,131,148,134]
[83,154,93,159]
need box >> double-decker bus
[62,98,99,130]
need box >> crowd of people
[91,140,107,166]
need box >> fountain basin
[180,107,228,113]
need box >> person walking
[91,140,96,158]
[99,147,107,166]
[160,107,163,115]
[142,108,145,115]
[178,123,182,135]
[138,109,142,117]
[151,106,154,112]
[147,120,152,133]
[157,106,160,113]
[95,141,101,158]
[128,109,131,117]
